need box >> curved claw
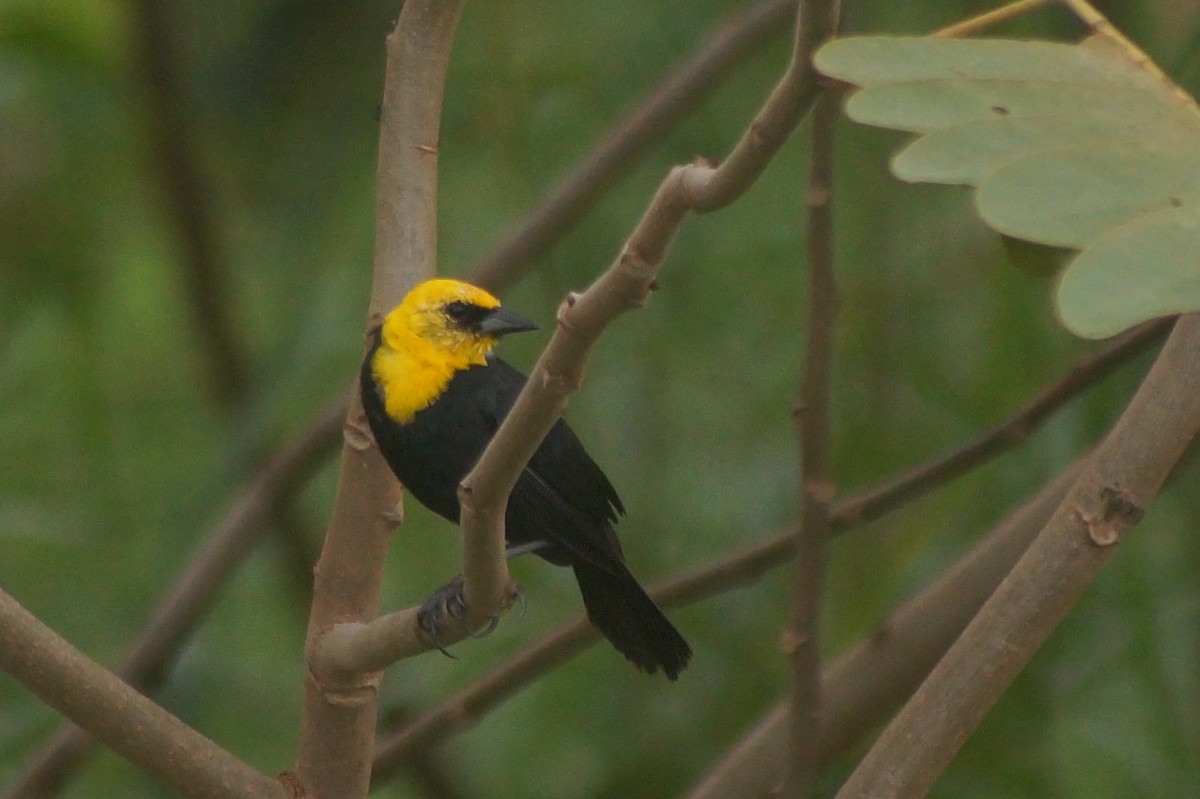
[512,584,528,620]
[418,576,467,658]
[470,616,500,639]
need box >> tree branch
[296,3,465,797]
[0,589,286,799]
[684,461,1080,799]
[835,313,1200,799]
[314,0,830,675]
[367,310,1162,782]
[3,397,345,799]
[784,17,840,790]
[469,0,797,292]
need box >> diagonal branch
[469,0,797,292]
[367,313,1162,782]
[0,588,286,799]
[835,313,1200,798]
[2,397,346,799]
[313,0,829,673]
[684,461,1080,799]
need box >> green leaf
[977,145,1200,248]
[815,35,1200,338]
[1058,206,1200,338]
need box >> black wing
[362,335,627,572]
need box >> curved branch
[836,313,1200,799]
[685,462,1079,799]
[0,589,286,799]
[469,0,797,292]
[3,397,345,799]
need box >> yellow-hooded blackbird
[360,278,691,679]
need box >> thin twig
[0,589,287,799]
[836,314,1200,798]
[930,0,1057,38]
[469,0,797,293]
[783,17,840,793]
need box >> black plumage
[361,326,691,679]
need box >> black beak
[477,306,539,337]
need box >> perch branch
[316,0,831,673]
[296,3,465,798]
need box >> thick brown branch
[3,397,345,799]
[685,462,1079,799]
[0,589,286,799]
[297,3,465,798]
[836,314,1200,799]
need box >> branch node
[414,143,438,155]
[804,478,837,504]
[343,416,375,452]
[382,499,404,526]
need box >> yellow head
[372,279,538,422]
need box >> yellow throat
[371,279,505,424]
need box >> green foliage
[0,1,1198,798]
[817,35,1200,338]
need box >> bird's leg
[417,576,467,658]
[417,574,514,656]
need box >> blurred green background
[2,0,1198,796]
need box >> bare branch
[297,3,465,797]
[3,397,345,799]
[784,67,840,799]
[469,0,797,292]
[685,462,1080,799]
[372,455,1080,788]
[836,313,1200,799]
[930,0,1057,38]
[0,589,286,799]
[319,0,832,675]
[367,306,1161,781]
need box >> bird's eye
[445,301,470,321]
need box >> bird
[360,278,691,679]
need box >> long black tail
[571,560,691,679]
